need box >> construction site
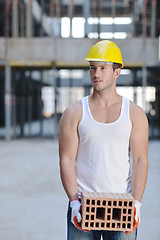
[0,0,160,140]
[0,0,160,240]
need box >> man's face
[89,62,118,92]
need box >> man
[59,40,148,240]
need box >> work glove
[126,200,141,234]
[70,199,88,232]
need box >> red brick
[81,191,135,231]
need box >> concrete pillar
[12,0,19,37]
[133,71,137,104]
[159,35,160,62]
[20,0,25,37]
[55,0,61,37]
[27,71,32,137]
[151,0,157,37]
[5,0,11,37]
[97,0,102,37]
[69,72,73,104]
[131,1,136,37]
[50,0,54,17]
[142,66,147,112]
[111,0,116,36]
[20,71,25,137]
[68,0,74,37]
[142,0,147,112]
[26,0,33,37]
[92,0,96,17]
[12,71,17,138]
[143,0,147,38]
[40,0,45,36]
[91,0,97,35]
[39,70,43,136]
[83,0,90,37]
[54,69,59,139]
[5,64,12,141]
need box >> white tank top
[76,96,132,198]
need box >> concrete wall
[0,37,159,67]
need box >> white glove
[70,199,89,232]
[70,199,82,225]
[135,200,141,223]
[126,199,141,234]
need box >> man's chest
[89,103,122,124]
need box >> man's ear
[114,68,121,78]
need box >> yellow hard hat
[85,40,124,68]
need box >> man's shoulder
[129,100,148,126]
[60,99,82,124]
[65,100,82,115]
[129,100,145,114]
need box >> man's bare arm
[130,102,148,202]
[59,101,82,200]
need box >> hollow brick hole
[112,208,121,221]
[90,222,94,227]
[86,199,90,205]
[96,207,105,220]
[127,223,131,229]
[86,215,89,220]
[85,222,88,227]
[92,200,95,205]
[117,223,121,228]
[106,223,110,228]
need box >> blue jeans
[67,205,137,240]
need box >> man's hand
[70,199,88,232]
[126,200,141,234]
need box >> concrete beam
[0,37,159,67]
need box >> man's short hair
[112,63,121,71]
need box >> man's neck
[90,90,120,107]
